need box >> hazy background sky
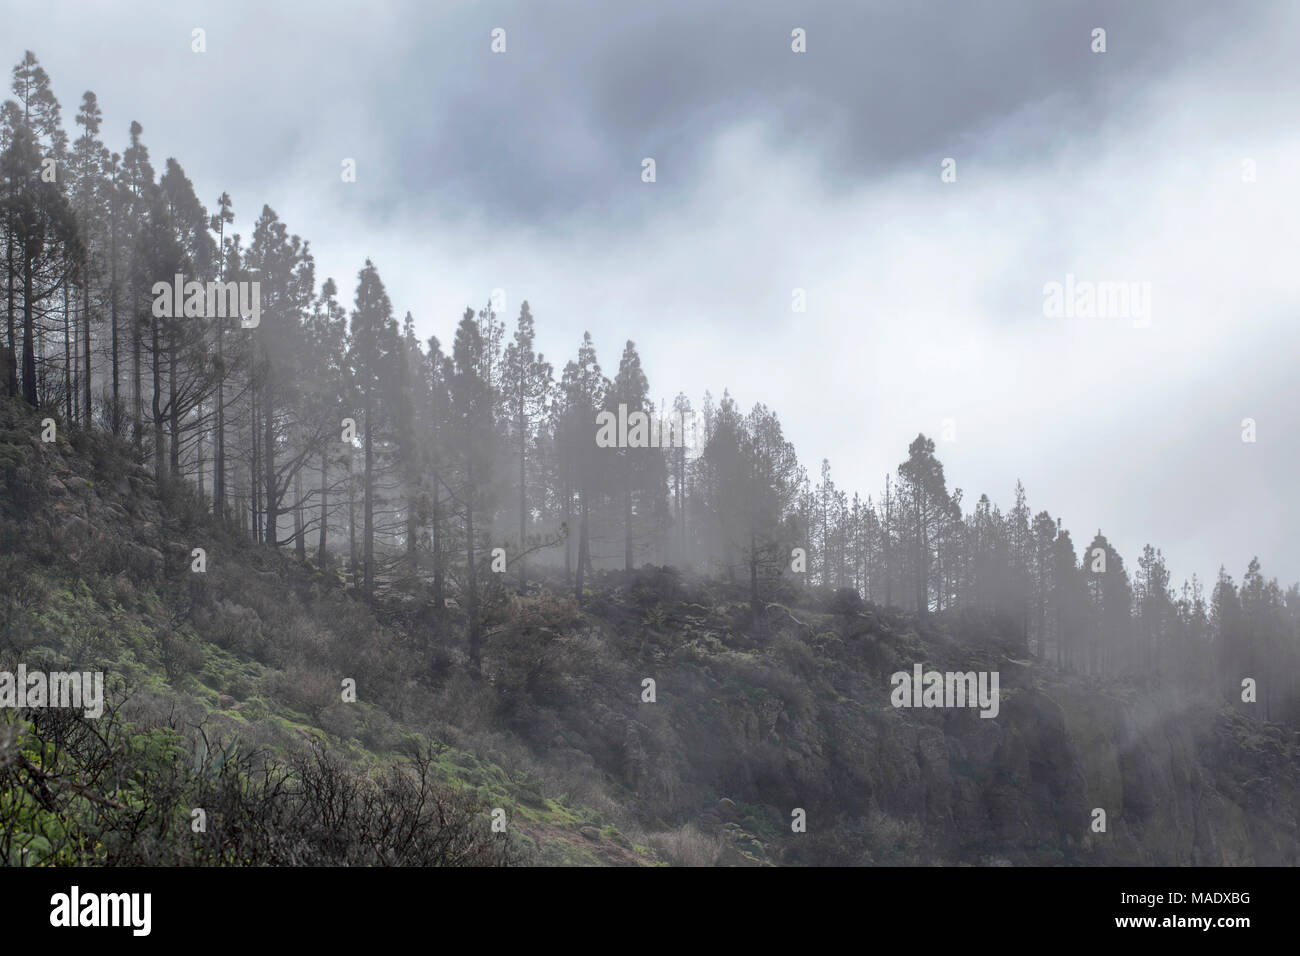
[5,0,1298,588]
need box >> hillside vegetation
[3,396,1297,866]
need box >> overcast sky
[6,0,1298,588]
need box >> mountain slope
[2,397,1297,866]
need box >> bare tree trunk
[465,446,480,674]
[563,480,572,584]
[362,398,374,595]
[348,452,357,583]
[294,469,305,560]
[575,492,589,605]
[251,387,262,544]
[151,314,164,484]
[317,450,328,565]
[676,449,685,563]
[83,256,92,422]
[72,300,79,424]
[264,382,277,549]
[518,419,527,589]
[168,320,179,476]
[406,472,418,580]
[213,224,227,517]
[624,453,633,572]
[431,457,444,609]
[5,234,16,397]
[21,249,37,405]
[213,330,225,517]
[132,304,143,450]
[64,286,72,421]
[196,417,205,497]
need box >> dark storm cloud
[372,0,1249,225]
[3,0,1257,229]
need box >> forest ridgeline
[3,396,1297,866]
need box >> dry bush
[645,823,724,867]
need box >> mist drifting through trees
[1,11,1299,897]
[1,49,1297,724]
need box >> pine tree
[2,53,79,408]
[346,259,398,595]
[558,332,604,603]
[1080,532,1131,675]
[69,91,108,425]
[898,434,949,616]
[209,190,235,516]
[502,300,551,588]
[450,308,497,670]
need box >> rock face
[529,609,1300,865]
[796,677,1294,864]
